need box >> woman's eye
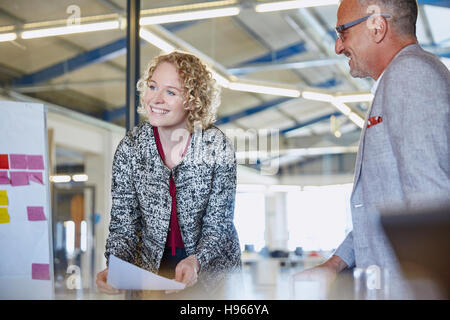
[148,84,156,90]
[167,90,175,96]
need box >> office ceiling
[0,0,449,174]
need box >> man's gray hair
[359,0,418,37]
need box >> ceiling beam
[8,22,195,87]
[281,111,342,135]
[235,41,307,66]
[216,97,292,125]
[10,38,127,86]
[418,0,450,7]
[228,57,345,75]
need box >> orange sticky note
[0,190,7,206]
[0,207,10,224]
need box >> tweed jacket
[334,44,450,298]
[105,121,242,292]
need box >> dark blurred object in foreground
[381,203,450,299]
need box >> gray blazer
[105,121,242,292]
[335,44,450,298]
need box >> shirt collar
[371,71,385,95]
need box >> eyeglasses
[335,13,391,41]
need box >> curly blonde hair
[137,51,221,133]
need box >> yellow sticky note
[0,207,10,224]
[0,190,8,206]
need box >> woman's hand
[165,255,200,294]
[96,267,124,295]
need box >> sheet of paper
[107,254,186,291]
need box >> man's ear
[369,15,388,43]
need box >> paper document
[107,254,186,290]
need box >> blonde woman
[96,51,241,298]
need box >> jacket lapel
[352,93,377,193]
[352,46,410,193]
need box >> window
[234,191,266,251]
[286,184,353,251]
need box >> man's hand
[166,255,200,294]
[291,255,347,296]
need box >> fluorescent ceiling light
[0,32,17,42]
[139,28,175,52]
[72,174,88,182]
[268,184,302,192]
[210,70,230,88]
[302,91,334,102]
[335,93,374,103]
[331,101,351,116]
[255,0,339,13]
[140,7,240,25]
[302,90,365,128]
[348,112,365,128]
[51,175,71,183]
[142,1,238,15]
[21,20,120,39]
[64,221,75,255]
[140,29,231,89]
[287,146,358,157]
[236,184,267,193]
[80,221,87,252]
[235,150,271,161]
[229,82,300,97]
[284,127,312,138]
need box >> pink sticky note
[10,154,28,169]
[10,171,29,186]
[0,171,9,185]
[31,263,50,280]
[27,155,44,170]
[28,172,44,185]
[27,206,46,221]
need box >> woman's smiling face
[144,62,189,131]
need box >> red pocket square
[367,116,383,128]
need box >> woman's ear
[184,98,195,111]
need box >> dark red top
[153,126,187,256]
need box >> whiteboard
[0,101,54,299]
